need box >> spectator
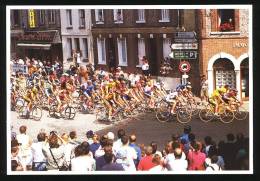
[141,56,150,76]
[204,136,213,156]
[179,125,191,144]
[115,135,136,171]
[101,152,124,171]
[95,142,113,171]
[187,142,206,170]
[129,134,142,168]
[205,145,225,170]
[222,133,236,170]
[86,130,94,144]
[200,75,208,102]
[90,134,100,157]
[70,142,96,171]
[149,154,167,171]
[16,125,32,171]
[42,132,67,171]
[138,146,156,171]
[113,129,126,154]
[205,155,222,171]
[61,133,75,167]
[31,132,47,171]
[167,148,188,171]
[150,141,162,157]
[95,135,109,158]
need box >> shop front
[16,30,62,63]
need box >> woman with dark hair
[187,142,206,170]
[71,141,96,171]
[42,133,66,171]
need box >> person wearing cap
[86,130,94,144]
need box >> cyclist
[165,90,179,114]
[209,87,226,115]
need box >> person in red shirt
[187,141,206,170]
[138,146,156,171]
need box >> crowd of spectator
[11,125,249,172]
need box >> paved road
[96,112,249,151]
[10,102,250,151]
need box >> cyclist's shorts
[209,98,217,106]
[122,95,131,101]
[222,96,230,104]
[23,96,31,103]
[144,91,152,97]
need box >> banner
[28,9,35,28]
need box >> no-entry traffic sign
[179,61,191,73]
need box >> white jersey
[165,91,178,102]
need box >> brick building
[11,9,63,63]
[91,9,201,94]
[197,9,249,100]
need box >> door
[148,38,158,76]
[108,37,116,71]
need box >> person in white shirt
[141,56,150,76]
[205,155,222,171]
[71,142,96,171]
[113,129,125,154]
[165,148,188,171]
[31,132,47,171]
[16,125,32,170]
[115,135,137,171]
[76,51,81,66]
[165,90,179,114]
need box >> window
[74,38,80,52]
[82,38,88,61]
[136,9,145,23]
[39,10,45,25]
[137,38,146,66]
[95,9,104,23]
[48,10,56,24]
[67,38,73,60]
[79,9,85,28]
[163,38,171,59]
[218,9,235,32]
[97,38,106,64]
[66,10,72,27]
[113,9,123,23]
[159,9,170,22]
[117,38,127,66]
[13,10,20,26]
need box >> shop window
[137,38,146,66]
[82,38,88,62]
[67,38,73,61]
[79,9,85,28]
[97,38,106,64]
[136,9,145,23]
[48,10,56,24]
[117,38,127,66]
[39,10,45,25]
[66,10,72,28]
[95,9,104,24]
[113,9,123,23]
[13,10,20,26]
[163,38,171,59]
[218,9,235,32]
[159,9,170,22]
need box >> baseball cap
[107,132,115,140]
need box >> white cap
[107,132,115,140]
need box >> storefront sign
[233,42,248,48]
[28,9,36,28]
[171,43,198,50]
[18,32,55,42]
[169,51,197,59]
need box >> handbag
[49,148,69,171]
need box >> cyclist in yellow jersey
[209,87,226,115]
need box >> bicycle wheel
[155,102,170,123]
[15,98,24,112]
[49,105,58,118]
[219,109,234,123]
[19,106,28,118]
[190,102,200,116]
[234,106,248,120]
[32,106,42,121]
[64,106,76,119]
[176,107,192,124]
[199,105,214,123]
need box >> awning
[17,43,51,50]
